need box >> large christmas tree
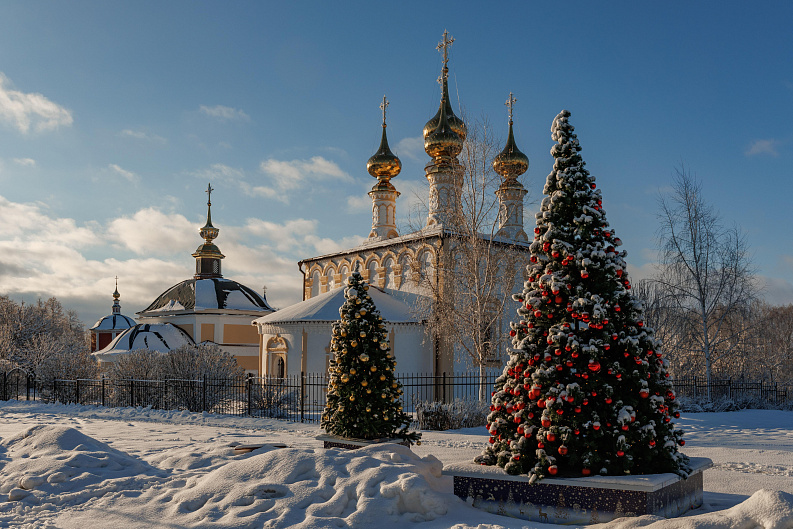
[321,272,420,444]
[476,110,689,482]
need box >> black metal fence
[2,370,791,424]
[673,376,792,405]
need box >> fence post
[76,378,81,405]
[247,376,252,417]
[102,377,106,407]
[202,377,207,412]
[300,372,305,423]
[130,379,135,408]
[442,372,447,403]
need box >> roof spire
[493,92,529,180]
[367,96,402,182]
[112,276,121,314]
[193,183,224,279]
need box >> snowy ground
[0,402,791,528]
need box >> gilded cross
[436,29,455,69]
[380,95,389,126]
[506,92,517,122]
[206,183,214,206]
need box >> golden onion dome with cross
[423,30,467,142]
[424,93,463,158]
[493,92,529,179]
[367,96,402,181]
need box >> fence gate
[2,368,35,401]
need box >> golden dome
[493,120,529,179]
[367,125,401,180]
[425,95,463,158]
[423,67,467,141]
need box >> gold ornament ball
[359,331,366,338]
[349,396,355,402]
[391,383,398,388]
[381,393,387,399]
[339,406,345,412]
[361,380,368,387]
[355,314,361,319]
[379,375,386,381]
[350,368,357,375]
[366,389,372,394]
[366,407,371,412]
[383,416,388,420]
[370,366,377,372]
[360,354,370,362]
[341,330,347,337]
[341,375,349,383]
[360,309,367,315]
[351,340,358,347]
[342,349,348,355]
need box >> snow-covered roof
[92,323,195,361]
[139,278,274,315]
[254,286,420,326]
[89,313,136,331]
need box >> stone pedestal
[444,457,711,525]
[316,434,411,451]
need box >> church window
[326,268,335,290]
[383,258,394,289]
[339,265,349,285]
[311,271,321,298]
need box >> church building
[254,31,531,377]
[94,185,275,373]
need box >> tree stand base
[316,434,411,451]
[444,457,711,525]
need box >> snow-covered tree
[476,110,688,482]
[322,272,420,444]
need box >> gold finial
[113,276,120,300]
[380,95,389,127]
[437,29,455,72]
[194,183,224,278]
[506,92,517,123]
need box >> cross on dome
[206,183,214,207]
[437,29,454,70]
[506,92,517,123]
[380,95,389,126]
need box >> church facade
[254,32,532,377]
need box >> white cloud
[396,135,425,161]
[259,156,352,195]
[191,163,245,184]
[119,129,167,144]
[199,105,250,122]
[108,164,140,184]
[0,195,365,324]
[0,72,73,134]
[745,139,781,157]
[12,158,36,167]
[107,208,195,256]
[346,194,371,213]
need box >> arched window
[311,270,321,298]
[367,260,378,285]
[383,258,394,289]
[398,254,412,288]
[339,265,350,285]
[276,357,285,378]
[326,268,336,290]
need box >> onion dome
[424,93,463,158]
[367,96,402,182]
[193,183,225,279]
[90,278,135,331]
[493,93,529,179]
[423,66,467,142]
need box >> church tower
[89,277,135,352]
[424,30,466,228]
[193,183,225,279]
[366,96,402,240]
[493,92,529,241]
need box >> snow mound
[162,443,451,527]
[0,425,161,501]
[594,490,793,528]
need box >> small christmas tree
[321,272,420,444]
[476,110,689,482]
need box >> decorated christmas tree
[321,272,420,444]
[476,110,689,482]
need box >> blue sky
[0,1,791,326]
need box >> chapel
[93,185,275,373]
[254,31,531,377]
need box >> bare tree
[654,167,758,395]
[408,117,529,399]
